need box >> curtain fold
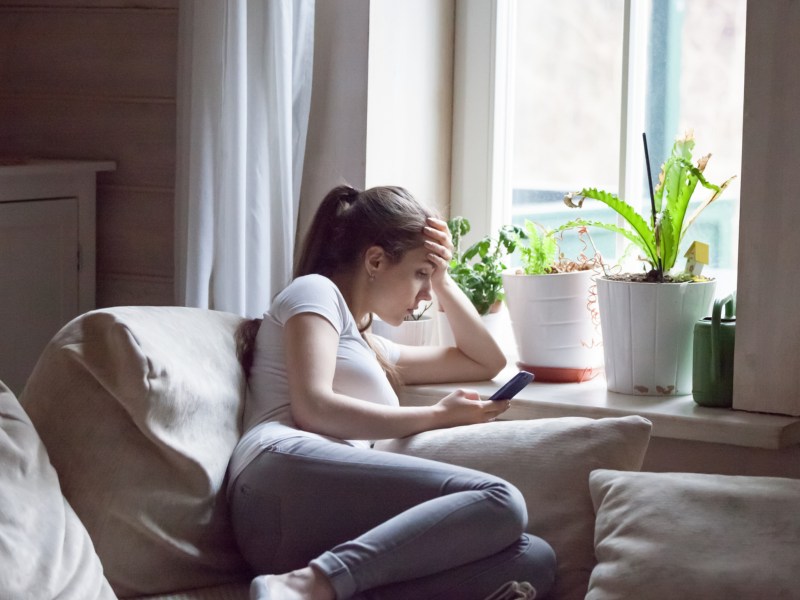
[176,0,315,316]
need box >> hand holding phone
[489,371,534,401]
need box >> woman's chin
[378,315,405,327]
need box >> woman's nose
[417,284,432,302]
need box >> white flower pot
[597,277,716,395]
[503,270,603,383]
[371,315,436,346]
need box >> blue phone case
[489,371,534,400]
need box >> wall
[296,0,370,251]
[733,0,800,417]
[0,0,177,307]
[366,0,454,213]
[298,0,455,247]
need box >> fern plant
[558,132,735,280]
[516,220,558,275]
[514,220,601,275]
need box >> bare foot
[250,567,335,600]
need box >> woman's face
[371,246,435,326]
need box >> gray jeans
[229,435,556,600]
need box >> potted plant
[439,217,520,347]
[371,302,435,346]
[558,131,736,395]
[502,221,603,383]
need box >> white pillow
[587,469,800,599]
[0,380,115,599]
[21,307,251,597]
[375,416,652,600]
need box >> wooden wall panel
[1,96,175,188]
[96,186,173,277]
[0,1,178,307]
[0,9,176,98]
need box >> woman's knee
[520,534,557,597]
[493,480,528,525]
[479,478,529,541]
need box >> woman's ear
[364,246,386,278]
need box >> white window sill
[399,368,800,450]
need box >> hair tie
[336,186,359,216]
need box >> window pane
[511,0,624,262]
[511,0,745,290]
[644,0,745,294]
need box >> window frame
[453,0,717,254]
[451,0,800,418]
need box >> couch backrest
[21,306,251,597]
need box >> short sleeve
[270,275,348,334]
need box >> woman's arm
[392,218,507,385]
[286,312,508,440]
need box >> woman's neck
[328,271,369,327]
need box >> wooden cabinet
[0,160,114,395]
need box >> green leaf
[516,220,558,274]
[445,216,518,315]
[682,175,736,238]
[572,188,658,266]
[554,218,655,265]
[565,134,734,277]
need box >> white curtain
[175,0,315,316]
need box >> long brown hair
[295,185,435,279]
[237,184,436,386]
[235,317,262,380]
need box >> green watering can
[692,292,736,408]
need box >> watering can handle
[710,292,736,381]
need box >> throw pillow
[375,415,652,600]
[0,380,115,599]
[20,307,251,597]
[587,469,800,599]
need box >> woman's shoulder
[271,274,349,329]
[279,274,340,303]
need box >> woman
[229,185,556,600]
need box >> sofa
[2,306,799,600]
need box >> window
[452,0,746,296]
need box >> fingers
[458,388,480,400]
[484,399,511,417]
[423,218,453,249]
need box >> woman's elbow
[472,350,506,380]
[289,397,325,433]
[486,352,507,378]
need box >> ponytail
[235,318,262,379]
[294,185,359,278]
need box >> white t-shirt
[227,274,400,487]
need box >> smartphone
[489,370,535,401]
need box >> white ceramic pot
[371,315,436,346]
[502,270,603,383]
[597,277,716,395]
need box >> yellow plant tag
[684,241,710,276]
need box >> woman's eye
[416,270,431,279]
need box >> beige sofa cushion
[375,415,652,600]
[0,380,116,599]
[21,307,251,597]
[587,469,800,600]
